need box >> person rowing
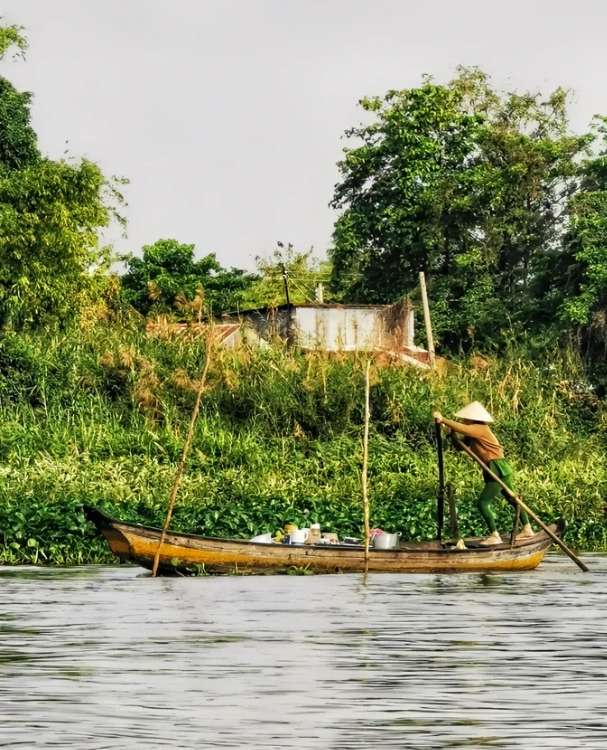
[432,401,534,546]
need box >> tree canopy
[241,244,332,309]
[329,68,594,348]
[0,21,121,329]
[0,22,27,60]
[120,239,257,316]
[554,118,607,329]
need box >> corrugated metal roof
[146,321,243,341]
[231,302,409,316]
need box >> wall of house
[294,306,386,351]
[233,300,415,352]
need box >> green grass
[0,323,606,565]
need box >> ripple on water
[1,555,607,749]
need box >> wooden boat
[84,506,564,575]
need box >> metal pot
[373,531,401,550]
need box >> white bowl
[250,533,273,544]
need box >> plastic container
[308,523,321,544]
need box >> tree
[0,22,27,60]
[0,22,120,328]
[0,77,39,169]
[242,243,332,309]
[331,79,483,303]
[0,159,115,327]
[330,68,591,348]
[460,73,590,327]
[546,118,607,347]
[120,239,257,316]
[0,22,37,169]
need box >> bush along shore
[0,322,606,566]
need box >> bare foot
[515,523,535,541]
[480,531,502,546]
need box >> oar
[362,360,371,565]
[447,430,588,572]
[447,484,460,540]
[435,420,445,542]
[151,333,213,577]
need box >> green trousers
[477,459,529,533]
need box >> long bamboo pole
[418,272,435,368]
[448,430,588,572]
[362,360,371,563]
[151,334,213,577]
[435,421,445,542]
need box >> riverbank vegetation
[1,22,607,562]
[1,323,606,564]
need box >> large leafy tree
[0,160,114,327]
[546,118,607,346]
[460,74,590,326]
[330,79,483,303]
[121,238,257,316]
[0,23,38,171]
[0,75,38,169]
[330,68,591,348]
[0,22,121,328]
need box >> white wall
[294,307,385,351]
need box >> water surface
[1,555,606,749]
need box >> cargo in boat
[84,507,563,575]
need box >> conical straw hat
[454,401,494,423]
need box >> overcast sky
[1,0,606,270]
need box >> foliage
[0,324,606,565]
[330,67,592,349]
[0,159,116,328]
[121,240,333,318]
[0,22,36,169]
[242,243,333,308]
[120,238,257,316]
[552,119,607,326]
[0,21,27,60]
[0,21,123,329]
[331,78,483,304]
[522,116,607,390]
[0,77,39,169]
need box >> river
[1,554,606,749]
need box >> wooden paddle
[362,360,371,564]
[445,428,588,572]
[151,332,213,577]
[435,421,445,542]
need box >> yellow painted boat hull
[85,507,562,575]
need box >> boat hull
[85,507,562,575]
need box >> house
[223,298,431,366]
[146,298,431,367]
[146,318,267,348]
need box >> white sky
[1,0,606,270]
